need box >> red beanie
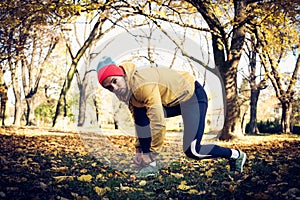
[97,64,124,85]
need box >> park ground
[0,126,299,200]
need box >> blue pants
[133,81,232,159]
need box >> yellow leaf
[188,189,199,194]
[120,183,132,191]
[181,165,188,170]
[178,184,191,191]
[96,174,103,180]
[139,180,147,186]
[229,185,236,192]
[94,186,110,196]
[51,166,68,172]
[178,181,192,191]
[53,176,75,183]
[78,174,93,182]
[199,190,207,195]
[205,170,213,177]
[153,10,167,18]
[170,172,184,178]
[71,192,79,198]
[80,152,88,156]
[119,160,129,164]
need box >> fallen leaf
[51,166,68,172]
[228,185,236,192]
[94,186,111,196]
[96,174,104,180]
[170,172,184,178]
[78,174,93,182]
[178,181,192,191]
[53,176,75,183]
[0,192,6,198]
[205,170,213,177]
[188,189,199,194]
[254,193,269,199]
[39,182,48,191]
[80,169,88,173]
[120,183,133,191]
[139,180,147,186]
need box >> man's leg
[181,81,232,159]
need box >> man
[96,56,246,178]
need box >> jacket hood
[120,62,136,84]
[116,62,136,103]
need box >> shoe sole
[145,173,156,178]
[136,172,157,179]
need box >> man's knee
[184,146,200,160]
[184,140,211,160]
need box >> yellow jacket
[120,62,195,153]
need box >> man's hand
[141,152,158,166]
[133,148,143,166]
[141,153,153,165]
[133,149,158,166]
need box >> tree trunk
[25,97,36,126]
[13,97,22,126]
[281,100,292,133]
[219,0,247,140]
[77,85,87,127]
[93,96,99,126]
[220,60,242,140]
[240,112,245,135]
[114,121,118,129]
[10,61,22,126]
[248,88,260,135]
[0,80,8,126]
[186,0,248,140]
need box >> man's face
[102,76,127,96]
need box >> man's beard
[116,88,131,104]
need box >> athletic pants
[133,81,232,159]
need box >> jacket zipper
[166,91,188,107]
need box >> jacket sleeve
[134,84,166,153]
